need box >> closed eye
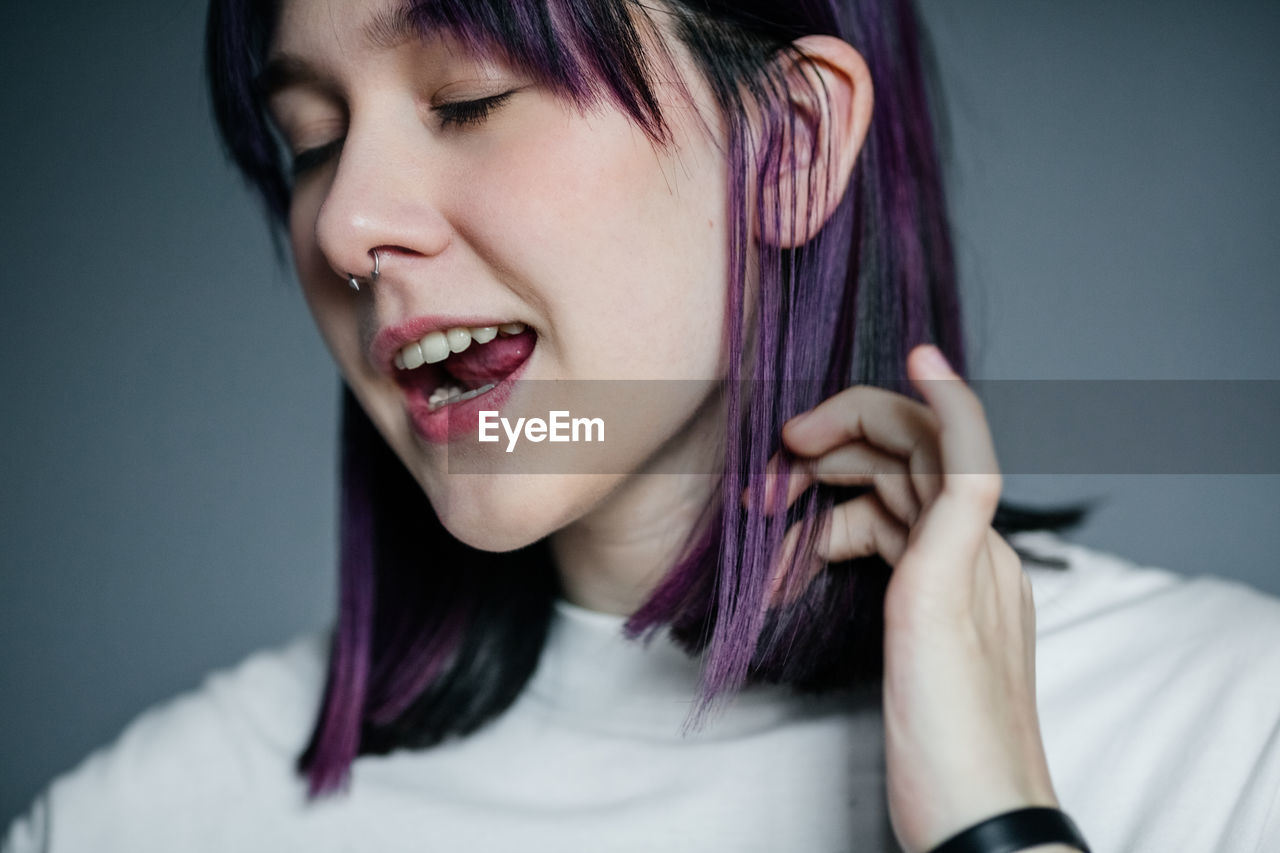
[288,90,518,177]
[436,90,517,130]
[290,138,343,177]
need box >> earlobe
[757,35,874,249]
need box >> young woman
[5,1,1279,852]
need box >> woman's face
[268,0,733,550]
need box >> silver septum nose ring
[346,250,380,292]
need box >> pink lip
[405,338,535,444]
[370,314,524,374]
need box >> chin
[421,472,618,553]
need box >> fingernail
[917,344,952,377]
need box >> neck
[548,375,729,615]
[550,470,717,616]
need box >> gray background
[2,0,1277,826]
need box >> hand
[765,344,1061,853]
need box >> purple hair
[206,0,1076,796]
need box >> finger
[782,385,945,518]
[769,493,907,604]
[907,344,1001,489]
[744,443,924,528]
[907,436,946,515]
[819,492,909,565]
[811,442,923,526]
[901,345,1003,563]
[741,454,818,513]
[782,385,940,466]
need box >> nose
[312,108,451,288]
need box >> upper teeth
[394,322,526,370]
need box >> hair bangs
[404,0,671,144]
[207,0,686,232]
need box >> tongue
[445,329,535,386]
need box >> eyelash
[438,90,515,130]
[290,139,343,176]
[289,91,516,178]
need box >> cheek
[450,102,730,379]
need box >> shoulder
[3,631,329,853]
[1010,529,1280,655]
[1009,531,1280,853]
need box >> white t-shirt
[5,531,1280,852]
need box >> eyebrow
[361,3,419,51]
[256,2,421,99]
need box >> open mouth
[392,322,536,412]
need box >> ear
[755,35,873,248]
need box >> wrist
[916,787,1061,851]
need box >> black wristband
[927,807,1091,853]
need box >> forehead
[271,0,417,55]
[265,0,519,100]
